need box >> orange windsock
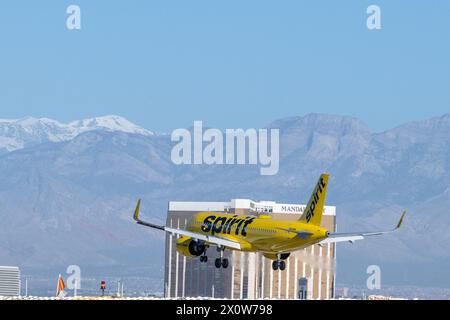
[56,274,66,297]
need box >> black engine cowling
[279,253,290,260]
[263,252,291,260]
[188,240,206,256]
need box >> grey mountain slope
[0,113,449,287]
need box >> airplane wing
[132,199,241,250]
[319,211,406,245]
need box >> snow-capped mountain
[0,115,154,153]
[68,115,155,137]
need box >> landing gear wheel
[215,258,222,268]
[222,258,229,268]
[272,260,279,270]
[279,260,286,271]
[200,255,208,263]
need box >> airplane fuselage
[183,212,329,255]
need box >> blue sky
[0,1,449,132]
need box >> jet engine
[176,237,206,257]
[263,252,290,260]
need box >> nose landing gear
[199,248,208,263]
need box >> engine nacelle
[176,237,206,257]
[188,239,206,256]
[263,252,290,260]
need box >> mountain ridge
[0,115,155,154]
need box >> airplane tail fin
[299,173,329,226]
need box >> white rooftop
[168,199,336,216]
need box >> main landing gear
[272,253,289,271]
[199,246,229,268]
[272,260,286,271]
[214,246,229,269]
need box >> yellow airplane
[133,173,405,271]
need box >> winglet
[133,199,141,222]
[395,211,406,230]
